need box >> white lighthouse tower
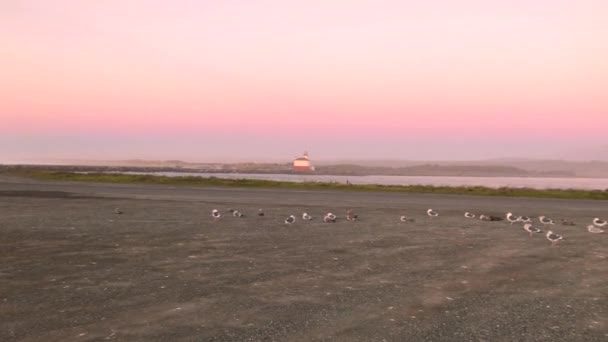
[293,151,315,172]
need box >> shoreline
[5,169,608,200]
[4,163,608,179]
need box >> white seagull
[302,212,312,220]
[285,215,296,225]
[539,216,555,225]
[400,215,415,223]
[523,223,542,237]
[427,209,439,218]
[593,218,607,227]
[506,212,519,225]
[587,225,604,234]
[233,210,244,218]
[519,216,532,223]
[114,208,123,215]
[479,214,491,221]
[324,213,337,223]
[211,209,221,220]
[464,212,475,219]
[546,230,564,246]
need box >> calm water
[111,172,608,190]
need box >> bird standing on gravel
[427,209,438,218]
[212,209,221,220]
[302,212,312,220]
[114,208,123,215]
[400,215,415,223]
[539,216,555,225]
[324,213,337,223]
[587,225,604,234]
[523,223,542,237]
[346,209,358,221]
[546,230,564,246]
[233,210,244,218]
[519,216,532,223]
[257,209,265,217]
[479,214,490,221]
[593,218,607,227]
[285,215,296,225]
[506,212,519,225]
[464,212,475,219]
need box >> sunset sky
[1,0,607,162]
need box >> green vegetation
[6,170,608,200]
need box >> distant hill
[315,159,608,178]
[314,164,573,177]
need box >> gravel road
[1,177,606,341]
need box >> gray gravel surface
[0,177,606,341]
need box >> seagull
[519,216,532,223]
[400,215,415,223]
[523,223,542,237]
[233,210,244,218]
[539,216,555,225]
[479,214,491,221]
[285,215,296,225]
[587,225,604,233]
[593,218,607,227]
[546,230,564,246]
[257,209,265,217]
[114,208,123,215]
[506,212,519,225]
[346,209,358,221]
[464,212,475,219]
[324,213,337,223]
[427,209,438,218]
[211,209,221,220]
[302,212,312,220]
[560,218,576,226]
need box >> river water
[109,171,608,190]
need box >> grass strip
[6,170,608,200]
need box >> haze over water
[1,1,607,162]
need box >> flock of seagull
[205,207,606,247]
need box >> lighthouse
[293,151,315,172]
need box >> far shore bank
[3,168,607,200]
[2,162,604,178]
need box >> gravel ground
[0,178,607,341]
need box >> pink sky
[1,0,607,162]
